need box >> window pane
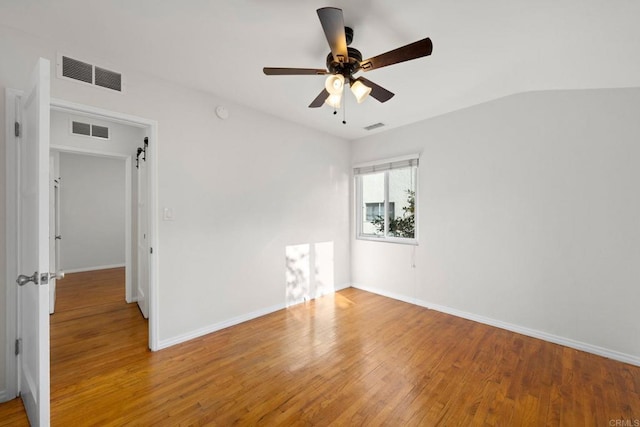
[361,172,385,236]
[387,167,416,238]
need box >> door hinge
[150,247,153,254]
[15,338,21,356]
[14,121,20,137]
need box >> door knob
[16,271,38,286]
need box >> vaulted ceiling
[2,0,639,140]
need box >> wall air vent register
[57,54,123,92]
[71,120,110,140]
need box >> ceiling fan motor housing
[326,46,363,82]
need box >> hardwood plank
[1,268,639,425]
[0,398,29,427]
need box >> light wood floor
[1,267,639,425]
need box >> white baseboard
[158,302,287,350]
[352,284,640,367]
[333,282,351,292]
[158,284,351,350]
[0,389,8,403]
[63,264,125,274]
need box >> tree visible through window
[370,190,414,238]
[355,157,418,242]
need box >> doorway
[49,108,139,307]
[50,150,129,306]
[47,100,159,351]
[3,91,160,403]
[51,99,159,351]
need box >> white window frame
[354,154,419,245]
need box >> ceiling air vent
[58,54,123,92]
[364,122,385,131]
[71,121,110,140]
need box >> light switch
[163,207,174,221]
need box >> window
[355,155,418,243]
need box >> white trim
[4,88,22,401]
[354,163,419,245]
[51,144,129,158]
[352,284,640,367]
[158,303,286,350]
[50,100,146,128]
[356,235,419,246]
[62,264,126,274]
[0,389,8,403]
[353,153,421,170]
[351,284,421,306]
[158,284,352,350]
[50,97,160,352]
[333,282,351,292]
[124,156,132,303]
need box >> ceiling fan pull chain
[342,93,347,124]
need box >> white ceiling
[2,0,639,140]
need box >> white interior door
[16,57,51,426]
[137,154,149,318]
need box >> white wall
[351,88,640,363]
[58,152,126,272]
[0,24,351,395]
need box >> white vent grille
[71,121,110,139]
[71,121,91,136]
[58,54,123,92]
[95,66,122,91]
[364,122,385,131]
[91,125,110,139]
[62,56,93,84]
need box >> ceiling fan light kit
[263,7,433,120]
[325,74,345,95]
[350,80,372,104]
[325,93,342,109]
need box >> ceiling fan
[263,7,433,110]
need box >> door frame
[5,93,160,400]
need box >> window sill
[356,235,418,246]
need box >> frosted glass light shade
[351,80,372,103]
[325,93,342,109]
[325,74,345,95]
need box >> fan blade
[354,77,395,103]
[309,89,330,108]
[264,67,329,76]
[317,7,348,63]
[360,37,433,72]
